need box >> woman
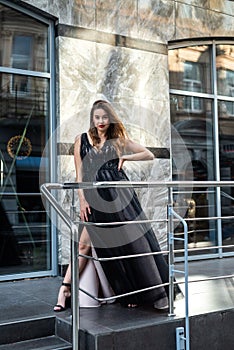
[54,100,170,311]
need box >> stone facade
[19,0,234,265]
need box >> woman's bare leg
[78,227,91,273]
[54,228,91,311]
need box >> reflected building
[169,44,234,254]
[0,4,51,273]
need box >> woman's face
[92,108,110,133]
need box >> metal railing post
[71,188,79,350]
[184,219,190,350]
[168,186,175,316]
[172,209,190,350]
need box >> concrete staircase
[0,315,72,349]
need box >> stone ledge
[56,24,168,55]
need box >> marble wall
[56,36,171,262]
[18,0,234,264]
[21,0,234,41]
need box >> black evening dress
[79,132,169,308]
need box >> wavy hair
[89,100,128,153]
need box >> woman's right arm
[74,135,91,222]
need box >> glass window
[217,45,234,98]
[0,3,53,278]
[12,36,32,69]
[169,42,234,259]
[0,4,49,72]
[218,100,234,251]
[170,93,216,256]
[11,35,33,94]
[217,45,234,251]
[168,45,212,94]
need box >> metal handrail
[40,180,234,350]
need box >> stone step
[0,316,55,345]
[76,305,234,350]
[0,316,72,349]
[0,335,72,349]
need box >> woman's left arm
[118,139,154,170]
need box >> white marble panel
[178,0,234,16]
[71,0,96,28]
[96,44,169,101]
[147,158,171,250]
[175,3,234,39]
[209,0,234,14]
[137,0,175,43]
[58,37,96,92]
[175,2,234,39]
[56,155,77,263]
[58,37,97,143]
[115,99,171,148]
[176,0,209,6]
[22,0,73,24]
[206,10,234,37]
[96,0,138,38]
[22,0,234,43]
[175,2,210,39]
[58,89,91,144]
[176,0,234,39]
[95,43,171,147]
[22,0,49,11]
[58,219,70,264]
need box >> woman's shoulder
[74,132,87,143]
[74,133,87,156]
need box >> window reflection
[217,45,234,98]
[169,44,234,254]
[1,73,48,117]
[169,43,234,255]
[168,45,212,94]
[170,93,216,254]
[218,100,234,249]
[0,4,48,72]
[0,3,51,276]
[216,46,234,250]
[11,35,33,94]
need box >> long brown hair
[89,100,128,152]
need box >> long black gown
[79,132,169,307]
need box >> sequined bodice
[80,133,125,182]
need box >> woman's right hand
[79,197,91,222]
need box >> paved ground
[0,257,233,328]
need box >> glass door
[0,2,55,279]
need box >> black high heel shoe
[54,282,71,312]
